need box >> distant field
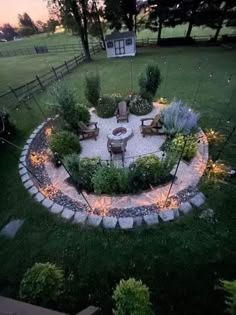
[0,25,235,51]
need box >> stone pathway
[0,219,24,238]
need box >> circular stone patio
[80,103,165,166]
[19,102,209,229]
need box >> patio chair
[140,114,163,137]
[78,121,99,140]
[107,139,127,166]
[116,101,129,123]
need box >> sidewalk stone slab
[159,210,175,222]
[61,208,75,220]
[179,202,193,215]
[24,180,34,190]
[42,198,54,209]
[50,204,64,214]
[103,216,117,228]
[20,156,27,163]
[190,193,206,208]
[23,144,29,151]
[143,214,158,225]
[74,212,87,224]
[28,186,38,196]
[0,219,24,238]
[34,192,45,203]
[119,217,134,229]
[87,214,102,226]
[133,216,143,226]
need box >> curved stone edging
[19,117,208,229]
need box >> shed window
[126,38,132,46]
[107,41,113,48]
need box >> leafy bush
[169,133,197,161]
[49,83,90,133]
[64,155,100,192]
[162,99,200,135]
[96,94,122,118]
[19,262,64,306]
[139,64,161,101]
[129,154,175,192]
[129,94,153,116]
[113,278,152,315]
[50,131,81,158]
[92,165,129,194]
[85,73,101,107]
[220,279,236,315]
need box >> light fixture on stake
[54,153,93,212]
[214,125,236,162]
[192,62,203,106]
[164,136,188,207]
[215,89,235,130]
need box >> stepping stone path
[0,219,24,238]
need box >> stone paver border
[19,117,209,229]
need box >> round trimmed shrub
[19,262,64,306]
[129,94,153,116]
[50,131,81,158]
[113,278,152,315]
[169,133,197,161]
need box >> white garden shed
[105,31,136,58]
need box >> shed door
[114,39,125,55]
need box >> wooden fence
[0,42,100,58]
[0,44,101,110]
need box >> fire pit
[107,127,133,142]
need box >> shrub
[50,131,81,158]
[64,155,100,192]
[49,83,90,133]
[220,280,236,315]
[19,262,64,306]
[162,99,200,135]
[129,154,174,192]
[113,278,152,315]
[169,133,197,161]
[92,165,129,194]
[85,73,101,107]
[96,94,121,118]
[129,94,153,116]
[139,64,161,101]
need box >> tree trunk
[157,19,163,44]
[70,0,91,61]
[213,3,228,42]
[186,20,193,38]
[93,0,106,49]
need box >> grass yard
[0,46,236,315]
[0,52,81,94]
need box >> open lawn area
[0,46,236,315]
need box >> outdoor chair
[78,121,99,140]
[116,101,129,123]
[140,114,164,137]
[107,139,127,166]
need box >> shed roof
[105,31,135,41]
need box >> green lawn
[0,52,81,94]
[0,47,236,315]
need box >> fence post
[52,67,59,80]
[74,56,78,66]
[36,75,44,90]
[9,86,18,99]
[64,61,70,73]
